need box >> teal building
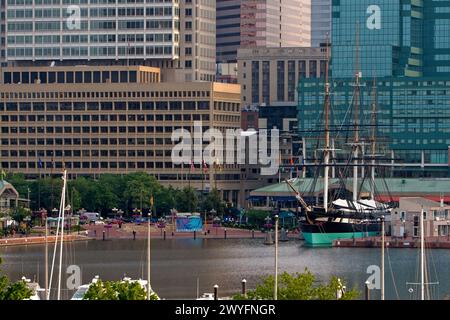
[298,0,450,177]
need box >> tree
[124,173,161,211]
[0,257,33,300]
[174,187,198,212]
[155,186,176,216]
[233,269,359,300]
[200,189,225,216]
[83,279,158,300]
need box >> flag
[290,158,294,173]
[202,159,208,174]
[190,160,195,172]
[0,169,6,180]
[38,158,43,169]
[150,194,154,207]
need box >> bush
[233,269,359,300]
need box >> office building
[237,46,326,106]
[0,65,248,205]
[217,0,312,65]
[311,0,331,47]
[331,0,450,79]
[216,0,241,64]
[298,0,450,177]
[2,0,216,81]
[240,0,311,49]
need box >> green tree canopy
[233,269,359,300]
[174,187,199,212]
[0,257,33,300]
[83,279,158,300]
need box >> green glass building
[298,0,450,177]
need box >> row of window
[7,45,175,58]
[1,113,211,122]
[0,161,238,172]
[7,33,176,45]
[7,0,174,4]
[0,101,214,112]
[7,7,175,18]
[1,123,211,134]
[0,136,206,146]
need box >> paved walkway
[82,223,268,240]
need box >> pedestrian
[133,230,136,240]
[94,229,97,237]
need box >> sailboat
[405,208,439,300]
[291,40,392,246]
[47,169,69,300]
[70,198,159,300]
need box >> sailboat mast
[57,169,67,300]
[147,199,152,300]
[45,214,48,300]
[353,27,360,202]
[420,207,425,300]
[323,35,331,213]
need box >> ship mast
[370,79,377,200]
[352,27,361,202]
[323,35,331,213]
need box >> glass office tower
[298,0,450,177]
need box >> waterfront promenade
[0,223,287,246]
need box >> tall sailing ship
[289,40,392,246]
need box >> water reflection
[1,238,449,300]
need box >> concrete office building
[2,0,215,81]
[0,65,250,206]
[216,0,313,83]
[237,46,326,106]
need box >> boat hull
[301,221,381,246]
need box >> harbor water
[1,238,449,300]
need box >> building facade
[298,0,450,178]
[311,0,331,47]
[0,65,248,206]
[331,0,450,79]
[1,0,216,81]
[237,46,326,106]
[299,77,450,177]
[216,0,241,64]
[240,0,311,49]
[391,197,450,238]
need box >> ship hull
[301,220,381,246]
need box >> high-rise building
[240,0,311,48]
[216,0,241,64]
[331,0,450,79]
[298,0,450,177]
[237,46,326,106]
[0,0,5,66]
[178,0,216,82]
[1,0,216,81]
[311,0,331,47]
[217,0,312,65]
[0,64,248,205]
